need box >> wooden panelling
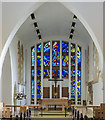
[62,87,68,97]
[43,87,50,98]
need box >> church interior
[0,1,105,119]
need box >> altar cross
[48,70,63,98]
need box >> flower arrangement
[15,92,26,100]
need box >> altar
[40,98,69,112]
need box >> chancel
[0,2,105,119]
[48,70,63,98]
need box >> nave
[0,2,104,120]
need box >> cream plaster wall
[2,49,12,104]
[9,36,19,105]
[0,2,2,55]
[9,35,26,105]
[87,39,104,105]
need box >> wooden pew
[93,106,100,118]
[2,107,12,118]
[90,104,105,119]
[20,106,26,114]
[100,103,105,119]
[0,103,5,118]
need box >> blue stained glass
[71,71,75,76]
[71,62,75,66]
[31,70,34,77]
[37,43,41,103]
[37,56,41,66]
[44,70,50,78]
[62,70,69,78]
[37,70,41,77]
[62,56,69,66]
[71,56,75,60]
[37,75,41,101]
[31,80,34,104]
[52,70,60,78]
[71,43,76,104]
[31,47,35,66]
[52,42,60,66]
[31,46,35,104]
[62,42,69,53]
[31,80,34,94]
[77,70,81,77]
[44,56,50,66]
[71,44,75,52]
[37,44,41,53]
[38,85,41,87]
[37,82,41,100]
[77,46,81,104]
[37,80,41,84]
[44,42,50,53]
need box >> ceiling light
[34,22,38,28]
[36,29,40,35]
[73,15,77,20]
[31,13,35,20]
[69,35,73,40]
[38,35,42,40]
[71,22,76,28]
[70,29,74,35]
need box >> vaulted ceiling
[16,2,92,45]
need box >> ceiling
[16,2,92,45]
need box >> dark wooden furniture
[43,87,50,98]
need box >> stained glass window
[77,46,81,104]
[43,42,50,78]
[43,56,50,66]
[44,70,50,78]
[37,44,41,103]
[52,41,60,78]
[44,42,50,53]
[31,46,35,104]
[52,70,60,78]
[52,41,60,67]
[37,56,41,67]
[62,69,69,78]
[62,56,69,67]
[37,70,41,77]
[62,41,69,52]
[31,79,34,104]
[37,79,41,101]
[31,41,82,105]
[37,44,41,53]
[71,43,76,104]
[31,70,34,77]
[62,42,69,78]
[31,47,35,66]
